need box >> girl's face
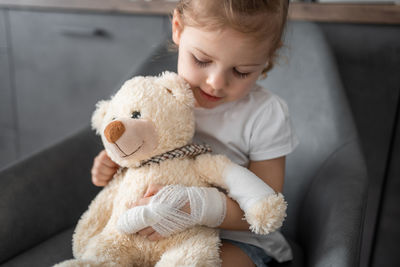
[172,13,271,109]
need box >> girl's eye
[233,69,250,79]
[131,111,141,119]
[192,55,210,68]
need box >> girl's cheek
[180,63,200,87]
[232,81,255,100]
[178,56,191,76]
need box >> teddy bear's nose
[104,120,125,143]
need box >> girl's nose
[206,70,227,91]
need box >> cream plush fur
[55,72,286,267]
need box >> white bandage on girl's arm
[117,185,226,237]
[222,163,276,212]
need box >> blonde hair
[175,0,289,77]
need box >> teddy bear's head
[91,72,195,168]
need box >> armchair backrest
[259,21,360,239]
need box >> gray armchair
[0,21,368,267]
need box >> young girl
[91,1,298,266]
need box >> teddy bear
[55,71,287,267]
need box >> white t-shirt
[193,84,298,166]
[193,84,298,262]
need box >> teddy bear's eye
[111,117,116,121]
[131,111,141,119]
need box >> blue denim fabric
[223,239,272,267]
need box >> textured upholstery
[0,21,367,267]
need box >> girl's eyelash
[233,69,250,79]
[192,53,250,78]
[192,55,210,67]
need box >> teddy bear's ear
[91,100,110,135]
[156,71,195,107]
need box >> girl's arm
[248,156,285,193]
[218,156,286,231]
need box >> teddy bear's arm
[194,153,287,235]
[194,154,232,188]
[72,173,121,258]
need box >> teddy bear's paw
[245,193,287,235]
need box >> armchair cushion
[0,127,101,263]
[2,228,74,267]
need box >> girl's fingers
[91,168,114,183]
[138,227,155,236]
[97,166,118,176]
[129,197,151,208]
[137,227,164,241]
[91,150,119,187]
[92,177,107,187]
[147,231,163,241]
[144,184,164,197]
[97,150,119,168]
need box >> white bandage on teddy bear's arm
[117,203,164,234]
[222,163,287,235]
[223,163,275,212]
[186,186,226,228]
[117,185,226,237]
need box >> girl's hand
[117,184,226,238]
[129,184,165,241]
[128,184,191,241]
[91,150,119,187]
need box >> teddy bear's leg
[73,179,120,258]
[54,258,117,267]
[155,229,221,267]
[77,231,149,267]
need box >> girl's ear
[172,9,183,45]
[91,100,110,135]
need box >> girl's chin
[195,101,221,109]
[193,87,224,109]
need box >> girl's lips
[199,88,223,102]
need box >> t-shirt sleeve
[249,95,299,161]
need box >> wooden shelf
[0,0,177,15]
[289,2,400,24]
[0,1,399,24]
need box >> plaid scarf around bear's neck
[138,143,212,167]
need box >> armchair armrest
[0,127,102,263]
[298,140,368,267]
